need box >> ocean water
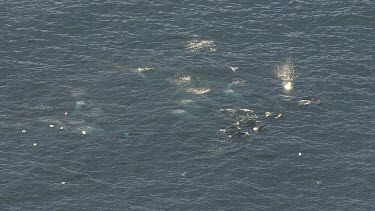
[1,0,374,210]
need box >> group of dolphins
[216,55,322,140]
[220,110,283,138]
[220,95,320,139]
[218,75,320,139]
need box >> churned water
[1,0,374,210]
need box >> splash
[168,74,192,86]
[282,81,293,91]
[275,59,295,91]
[276,59,295,81]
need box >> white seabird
[229,66,239,72]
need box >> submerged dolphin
[253,124,267,133]
[298,96,320,105]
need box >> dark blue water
[1,0,374,210]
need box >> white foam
[168,74,192,86]
[133,67,153,73]
[186,38,217,52]
[171,109,186,114]
[180,99,194,105]
[177,75,191,83]
[186,88,210,94]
